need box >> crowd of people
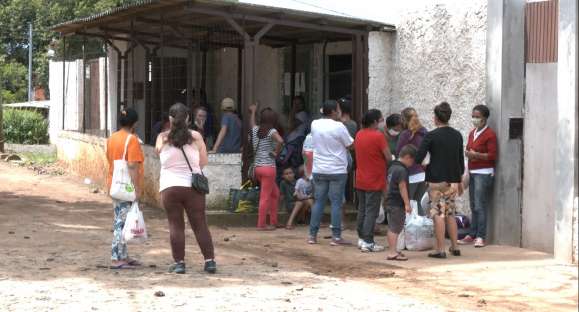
[104,95,497,272]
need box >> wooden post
[187,43,193,108]
[104,41,109,137]
[0,90,4,153]
[82,35,87,133]
[62,35,66,130]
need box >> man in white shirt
[308,100,354,246]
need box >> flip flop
[387,254,408,261]
[109,263,136,270]
[285,225,295,230]
[126,259,142,266]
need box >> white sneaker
[474,237,486,248]
[357,239,364,249]
[360,242,385,253]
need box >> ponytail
[168,103,193,148]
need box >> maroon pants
[161,186,215,262]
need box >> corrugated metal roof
[52,0,395,33]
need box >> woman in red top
[459,105,497,248]
[354,109,392,252]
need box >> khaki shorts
[429,182,457,218]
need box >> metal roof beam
[185,6,367,36]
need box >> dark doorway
[151,57,187,121]
[327,54,352,100]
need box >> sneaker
[307,236,318,244]
[458,235,475,245]
[204,260,217,274]
[357,239,364,249]
[168,262,186,274]
[361,242,385,253]
[330,238,352,246]
[474,238,486,248]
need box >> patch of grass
[20,151,57,165]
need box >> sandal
[428,251,447,259]
[449,247,461,257]
[285,225,295,230]
[109,263,136,270]
[387,253,408,261]
[126,259,142,266]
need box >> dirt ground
[0,161,577,312]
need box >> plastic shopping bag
[122,202,147,244]
[397,228,406,251]
[109,135,136,202]
[404,201,434,251]
[421,192,430,214]
[376,204,386,224]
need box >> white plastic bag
[404,201,434,251]
[109,134,136,202]
[421,192,430,215]
[376,204,386,224]
[122,202,147,244]
[397,228,406,251]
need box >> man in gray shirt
[211,98,241,153]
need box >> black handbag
[181,147,209,194]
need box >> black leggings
[161,186,214,262]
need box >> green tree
[0,56,28,103]
[0,0,137,102]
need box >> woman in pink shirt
[155,103,216,274]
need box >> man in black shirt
[416,102,465,259]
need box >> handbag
[248,128,262,183]
[109,134,136,202]
[181,147,210,194]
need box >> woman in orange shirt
[106,108,145,269]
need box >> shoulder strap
[181,146,204,176]
[181,147,193,173]
[122,134,133,161]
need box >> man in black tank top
[415,102,465,259]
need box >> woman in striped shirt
[248,104,284,230]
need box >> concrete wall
[555,0,578,263]
[369,0,487,139]
[55,130,241,211]
[486,0,526,247]
[522,63,557,253]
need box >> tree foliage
[0,0,136,103]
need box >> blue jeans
[469,173,494,239]
[111,200,132,261]
[309,173,348,238]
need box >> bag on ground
[122,202,147,244]
[404,200,435,251]
[109,134,136,202]
[397,228,406,251]
[228,181,260,213]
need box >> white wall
[522,63,557,253]
[48,60,84,142]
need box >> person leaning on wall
[458,104,497,248]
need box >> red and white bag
[122,202,147,244]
